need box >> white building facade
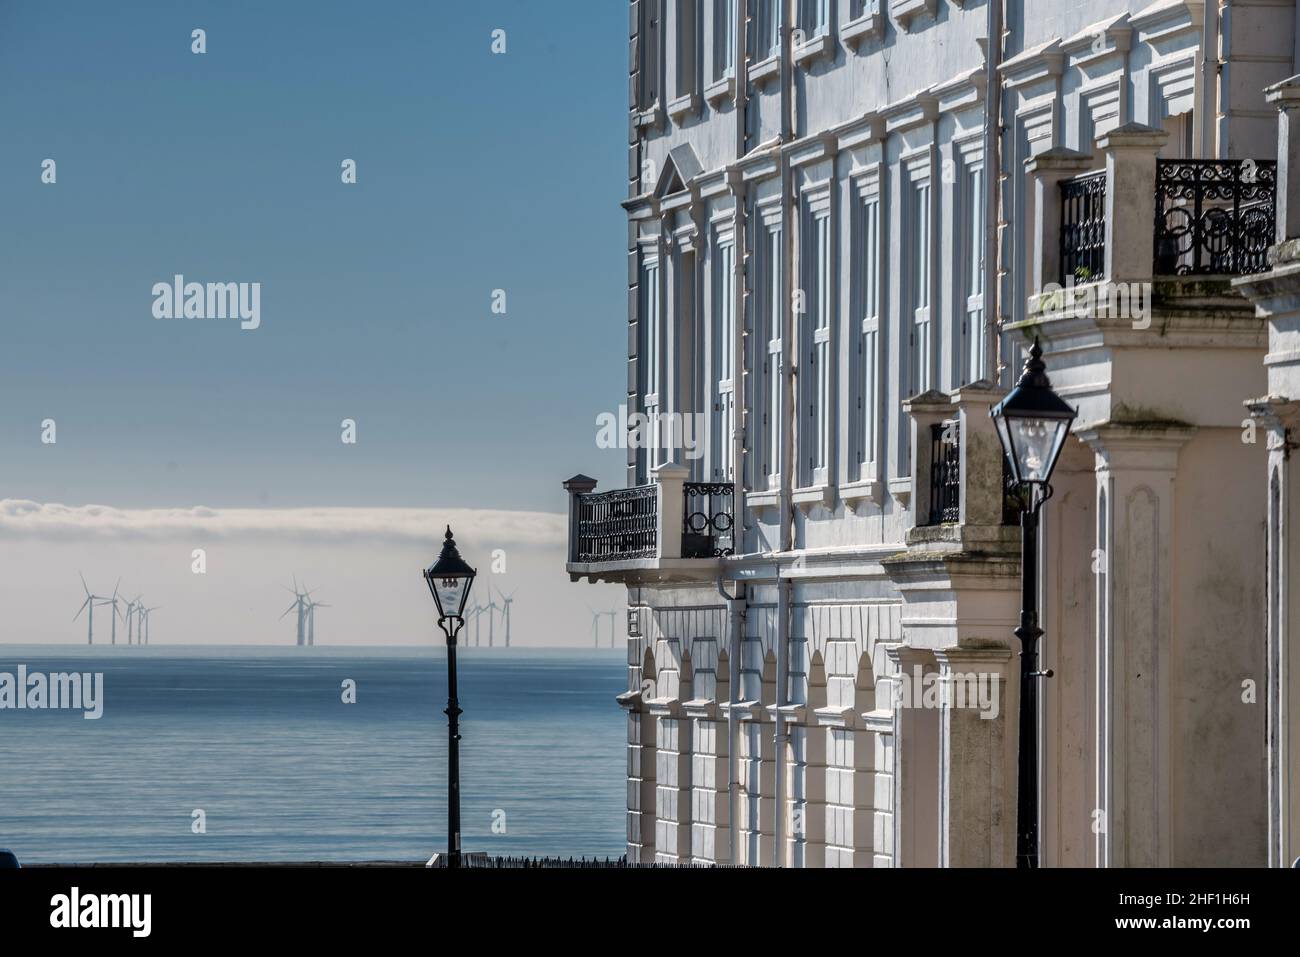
[566,0,1300,867]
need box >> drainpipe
[780,0,796,553]
[774,571,792,866]
[983,0,1004,383]
[773,0,796,869]
[1199,0,1219,158]
[731,0,749,536]
[718,575,745,865]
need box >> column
[1081,423,1193,867]
[935,646,1014,867]
[1096,123,1167,286]
[887,645,940,867]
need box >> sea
[0,646,628,864]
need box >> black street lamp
[991,338,1076,869]
[423,525,477,870]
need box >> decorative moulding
[890,0,938,34]
[704,74,735,107]
[748,55,781,90]
[841,11,883,51]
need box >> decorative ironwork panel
[1059,171,1107,285]
[927,422,961,526]
[575,485,658,563]
[1154,158,1276,276]
[682,482,735,558]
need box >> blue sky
[0,0,628,512]
[0,1,631,644]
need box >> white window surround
[670,0,700,122]
[953,138,985,388]
[796,187,834,504]
[750,201,783,498]
[710,0,736,85]
[843,168,883,504]
[640,248,664,471]
[710,228,736,482]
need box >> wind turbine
[587,606,602,648]
[140,606,160,645]
[605,609,619,649]
[123,596,143,645]
[303,596,329,646]
[468,602,485,647]
[280,579,311,646]
[74,574,112,645]
[99,579,124,645]
[497,588,515,648]
[485,589,500,647]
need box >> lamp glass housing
[423,526,477,622]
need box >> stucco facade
[567,0,1300,866]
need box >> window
[640,0,662,109]
[641,252,662,468]
[711,232,736,481]
[851,176,881,482]
[712,0,734,82]
[908,172,932,396]
[848,0,873,17]
[754,211,782,488]
[799,197,832,488]
[798,0,830,36]
[675,0,698,101]
[756,0,781,60]
[957,153,984,386]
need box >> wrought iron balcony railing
[1154,158,1276,276]
[574,485,658,563]
[569,475,735,566]
[682,483,735,558]
[1059,170,1107,285]
[926,422,961,526]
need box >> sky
[0,1,629,645]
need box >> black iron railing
[927,422,961,526]
[574,485,658,563]
[682,483,735,558]
[1154,158,1276,276]
[1060,171,1107,285]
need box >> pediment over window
[654,144,705,200]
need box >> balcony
[1029,130,1279,316]
[1153,158,1276,276]
[1059,170,1107,285]
[563,467,734,583]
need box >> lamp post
[423,525,477,870]
[990,339,1076,869]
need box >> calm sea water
[0,646,627,864]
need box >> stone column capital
[1075,422,1197,471]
